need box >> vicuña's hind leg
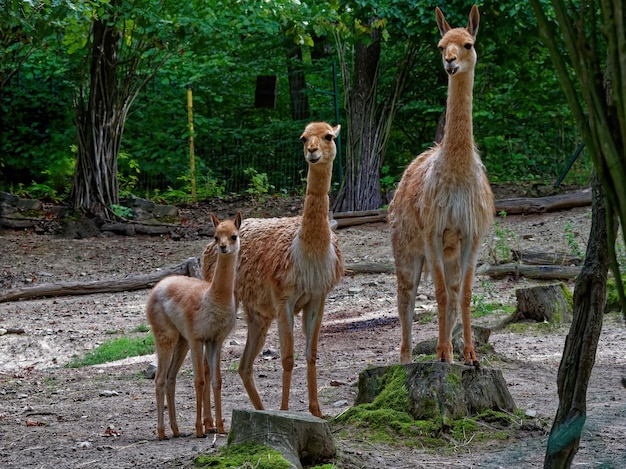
[205,342,225,433]
[460,240,480,366]
[302,295,325,417]
[394,252,423,364]
[201,355,214,433]
[277,304,296,412]
[239,308,271,411]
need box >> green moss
[334,366,534,452]
[559,283,574,310]
[194,442,291,469]
[607,275,626,312]
[334,366,435,445]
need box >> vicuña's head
[210,211,242,255]
[436,5,479,77]
[300,122,340,167]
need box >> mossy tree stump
[514,283,573,323]
[228,409,335,469]
[356,363,515,424]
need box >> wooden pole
[186,84,196,202]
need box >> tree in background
[529,1,626,466]
[66,0,198,219]
[330,0,428,212]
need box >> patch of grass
[194,442,291,469]
[67,333,154,368]
[134,323,150,333]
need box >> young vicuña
[388,5,494,366]
[203,122,343,418]
[146,211,242,440]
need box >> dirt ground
[1,195,625,468]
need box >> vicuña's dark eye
[214,237,219,242]
[231,235,237,241]
[438,46,444,52]
[300,136,306,143]
[464,43,473,50]
[324,134,333,141]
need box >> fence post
[186,84,197,202]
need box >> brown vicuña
[203,122,343,418]
[146,211,242,440]
[388,5,494,365]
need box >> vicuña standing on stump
[388,5,494,366]
[203,122,343,418]
[147,212,242,440]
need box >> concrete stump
[356,362,515,423]
[229,409,336,469]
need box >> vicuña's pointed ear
[436,7,451,37]
[210,212,220,229]
[234,211,242,230]
[467,5,480,38]
[332,124,341,138]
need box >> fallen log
[345,262,395,274]
[479,263,581,280]
[494,189,591,215]
[0,257,202,303]
[511,249,582,266]
[330,190,591,228]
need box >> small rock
[144,364,157,379]
[525,409,537,418]
[348,286,364,294]
[77,441,92,449]
[332,400,349,407]
[330,380,346,387]
[229,339,240,346]
[99,390,119,397]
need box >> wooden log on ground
[511,249,582,266]
[100,222,178,236]
[494,189,591,215]
[345,262,395,274]
[479,263,581,280]
[0,257,202,303]
[513,283,573,323]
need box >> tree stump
[229,409,336,469]
[514,283,573,323]
[356,363,515,424]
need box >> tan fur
[146,212,242,440]
[203,122,343,417]
[388,5,494,365]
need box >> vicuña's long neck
[441,70,475,165]
[298,164,332,254]
[208,253,237,304]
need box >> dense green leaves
[1,0,588,203]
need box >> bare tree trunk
[285,43,310,121]
[544,173,613,467]
[332,26,419,212]
[70,13,123,219]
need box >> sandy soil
[1,199,625,468]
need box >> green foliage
[244,167,274,202]
[563,220,583,258]
[67,333,154,368]
[0,0,592,202]
[488,211,518,264]
[110,204,134,219]
[194,442,291,469]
